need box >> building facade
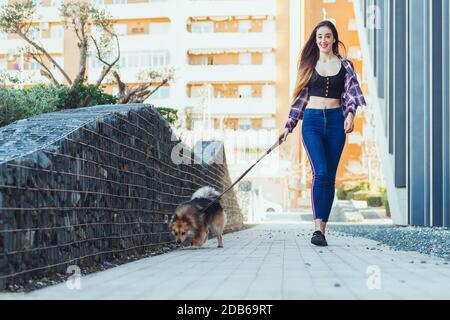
[353,0,450,226]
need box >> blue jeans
[301,107,346,222]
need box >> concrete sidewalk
[2,222,450,300]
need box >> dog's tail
[191,186,220,200]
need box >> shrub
[358,180,370,191]
[63,84,117,108]
[367,196,383,207]
[353,191,371,201]
[379,186,391,217]
[337,184,362,200]
[337,184,346,200]
[155,107,178,126]
[0,84,119,127]
[0,84,66,127]
[383,199,391,217]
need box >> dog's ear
[168,214,178,228]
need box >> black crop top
[308,64,347,99]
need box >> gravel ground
[328,224,450,261]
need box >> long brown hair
[291,20,347,104]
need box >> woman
[279,20,366,246]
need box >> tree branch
[16,31,72,84]
[139,79,169,102]
[29,52,59,85]
[113,70,126,97]
[92,34,120,87]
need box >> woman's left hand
[344,113,354,134]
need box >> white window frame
[191,21,214,33]
[238,53,252,65]
[238,85,252,98]
[238,20,252,33]
[114,24,127,36]
[149,22,171,34]
[51,25,64,39]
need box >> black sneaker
[311,230,328,246]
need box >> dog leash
[199,132,286,213]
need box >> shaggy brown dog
[169,186,227,248]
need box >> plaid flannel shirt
[285,53,367,133]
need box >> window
[262,118,275,129]
[191,21,214,33]
[114,24,127,36]
[115,50,170,69]
[51,25,64,39]
[238,85,252,98]
[262,52,275,65]
[238,53,252,65]
[238,119,251,131]
[262,20,276,33]
[113,0,126,4]
[190,55,208,65]
[149,22,170,34]
[190,86,204,98]
[147,86,169,99]
[52,56,64,70]
[29,59,41,71]
[91,25,102,37]
[262,85,275,98]
[51,0,63,6]
[238,20,252,33]
[29,28,42,40]
[91,0,104,6]
[0,59,7,70]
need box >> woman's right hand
[279,128,290,144]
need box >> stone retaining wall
[0,104,244,290]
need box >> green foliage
[336,184,347,200]
[66,84,117,108]
[336,184,361,200]
[0,84,117,127]
[0,84,66,127]
[155,107,178,126]
[367,196,383,207]
[352,191,371,201]
[379,187,391,217]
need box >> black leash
[199,133,285,213]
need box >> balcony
[2,69,64,85]
[186,97,276,116]
[116,34,171,51]
[186,0,276,16]
[88,66,161,84]
[187,32,276,50]
[99,2,171,20]
[35,7,61,22]
[186,64,276,82]
[0,38,64,54]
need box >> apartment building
[1,0,302,217]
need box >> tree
[111,66,175,104]
[0,0,174,108]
